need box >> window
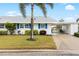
[0,24,4,28]
[40,24,46,28]
[20,24,24,28]
[25,24,31,28]
[17,24,19,29]
[38,24,47,29]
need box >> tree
[5,22,16,35]
[19,3,53,40]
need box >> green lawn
[0,35,56,49]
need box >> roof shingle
[0,16,57,23]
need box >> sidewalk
[0,49,78,55]
[0,49,77,56]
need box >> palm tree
[19,3,53,40]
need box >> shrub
[40,30,46,35]
[25,30,38,35]
[5,22,16,35]
[33,30,38,35]
[74,32,79,37]
[0,30,8,35]
[25,30,30,35]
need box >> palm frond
[19,3,30,18]
[19,3,26,18]
[36,3,47,17]
[47,3,53,9]
[19,3,53,18]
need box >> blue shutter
[45,24,47,29]
[38,24,40,29]
[29,24,31,29]
[17,24,19,29]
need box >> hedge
[0,30,8,35]
[25,30,38,35]
[74,32,79,37]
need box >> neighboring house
[0,16,78,35]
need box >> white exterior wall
[61,24,78,35]
[0,23,51,35]
[16,24,30,34]
[16,23,52,35]
[62,25,70,34]
[34,24,51,35]
[46,24,52,35]
[69,24,78,35]
[0,24,7,31]
[0,23,78,35]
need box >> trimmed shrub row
[25,30,46,35]
[25,30,38,35]
[0,30,8,35]
[74,32,79,37]
[0,30,47,35]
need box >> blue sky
[0,3,79,22]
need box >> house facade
[0,16,78,35]
[15,23,51,35]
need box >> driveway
[53,34,79,50]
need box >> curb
[0,49,79,53]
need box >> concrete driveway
[53,34,79,50]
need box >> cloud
[6,11,22,16]
[65,4,75,10]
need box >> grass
[0,35,56,49]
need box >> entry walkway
[53,34,79,50]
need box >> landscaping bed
[74,32,79,37]
[0,35,56,49]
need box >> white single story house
[0,16,78,35]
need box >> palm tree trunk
[30,3,34,40]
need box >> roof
[0,16,57,23]
[52,22,78,25]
